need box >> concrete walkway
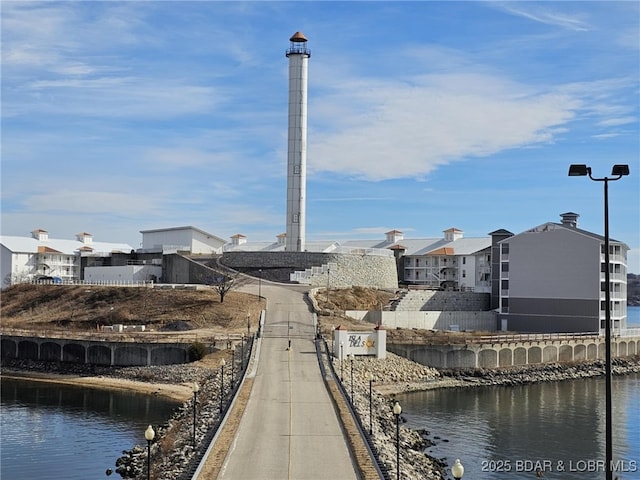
[216,284,359,480]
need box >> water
[400,376,640,479]
[628,305,640,328]
[0,378,180,480]
[2,306,638,479]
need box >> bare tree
[204,270,248,303]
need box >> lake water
[0,378,179,480]
[398,305,640,480]
[2,306,638,479]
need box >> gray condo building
[493,212,629,334]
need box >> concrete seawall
[389,333,640,369]
[1,334,195,366]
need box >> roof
[140,226,226,244]
[503,222,629,248]
[289,31,308,42]
[224,240,339,253]
[343,236,491,256]
[1,235,134,255]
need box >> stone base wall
[221,251,398,289]
[388,335,640,369]
[347,310,497,332]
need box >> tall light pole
[569,163,629,480]
[219,358,226,414]
[393,401,402,480]
[258,269,262,300]
[326,267,331,304]
[349,353,354,401]
[144,425,155,480]
[340,342,344,380]
[368,372,375,435]
[192,382,199,448]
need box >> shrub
[188,342,207,362]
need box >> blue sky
[2,1,639,271]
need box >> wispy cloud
[492,2,591,31]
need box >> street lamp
[231,345,235,386]
[258,269,262,300]
[569,163,629,480]
[393,401,402,480]
[219,358,226,414]
[192,382,199,448]
[340,342,344,380]
[349,353,354,401]
[326,267,331,303]
[368,372,375,435]
[144,425,155,480]
[451,458,464,479]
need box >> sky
[2,1,639,272]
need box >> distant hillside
[629,273,640,306]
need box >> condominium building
[1,229,133,287]
[493,213,628,333]
[344,229,492,292]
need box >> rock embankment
[4,352,640,480]
[331,352,640,479]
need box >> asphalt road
[217,283,359,480]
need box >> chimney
[32,229,48,241]
[231,234,247,246]
[560,212,579,228]
[385,230,404,243]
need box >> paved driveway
[217,283,359,480]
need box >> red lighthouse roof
[289,31,308,42]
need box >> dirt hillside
[0,284,264,333]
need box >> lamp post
[340,342,344,380]
[247,313,251,337]
[219,358,226,414]
[349,353,354,401]
[393,401,402,480]
[231,345,235,386]
[326,267,331,303]
[144,425,155,480]
[192,382,199,447]
[368,372,375,435]
[258,269,262,300]
[451,458,464,479]
[569,163,629,480]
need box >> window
[502,280,509,289]
[501,263,509,272]
[462,257,466,265]
[502,243,510,254]
[294,165,301,174]
[293,214,299,223]
[462,270,466,278]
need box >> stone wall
[388,334,640,369]
[347,310,497,331]
[221,251,398,289]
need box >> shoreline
[3,354,640,480]
[1,370,193,402]
[4,353,640,403]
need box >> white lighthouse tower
[285,31,310,252]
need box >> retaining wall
[388,334,640,369]
[1,335,193,366]
[346,310,497,332]
[222,251,398,289]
